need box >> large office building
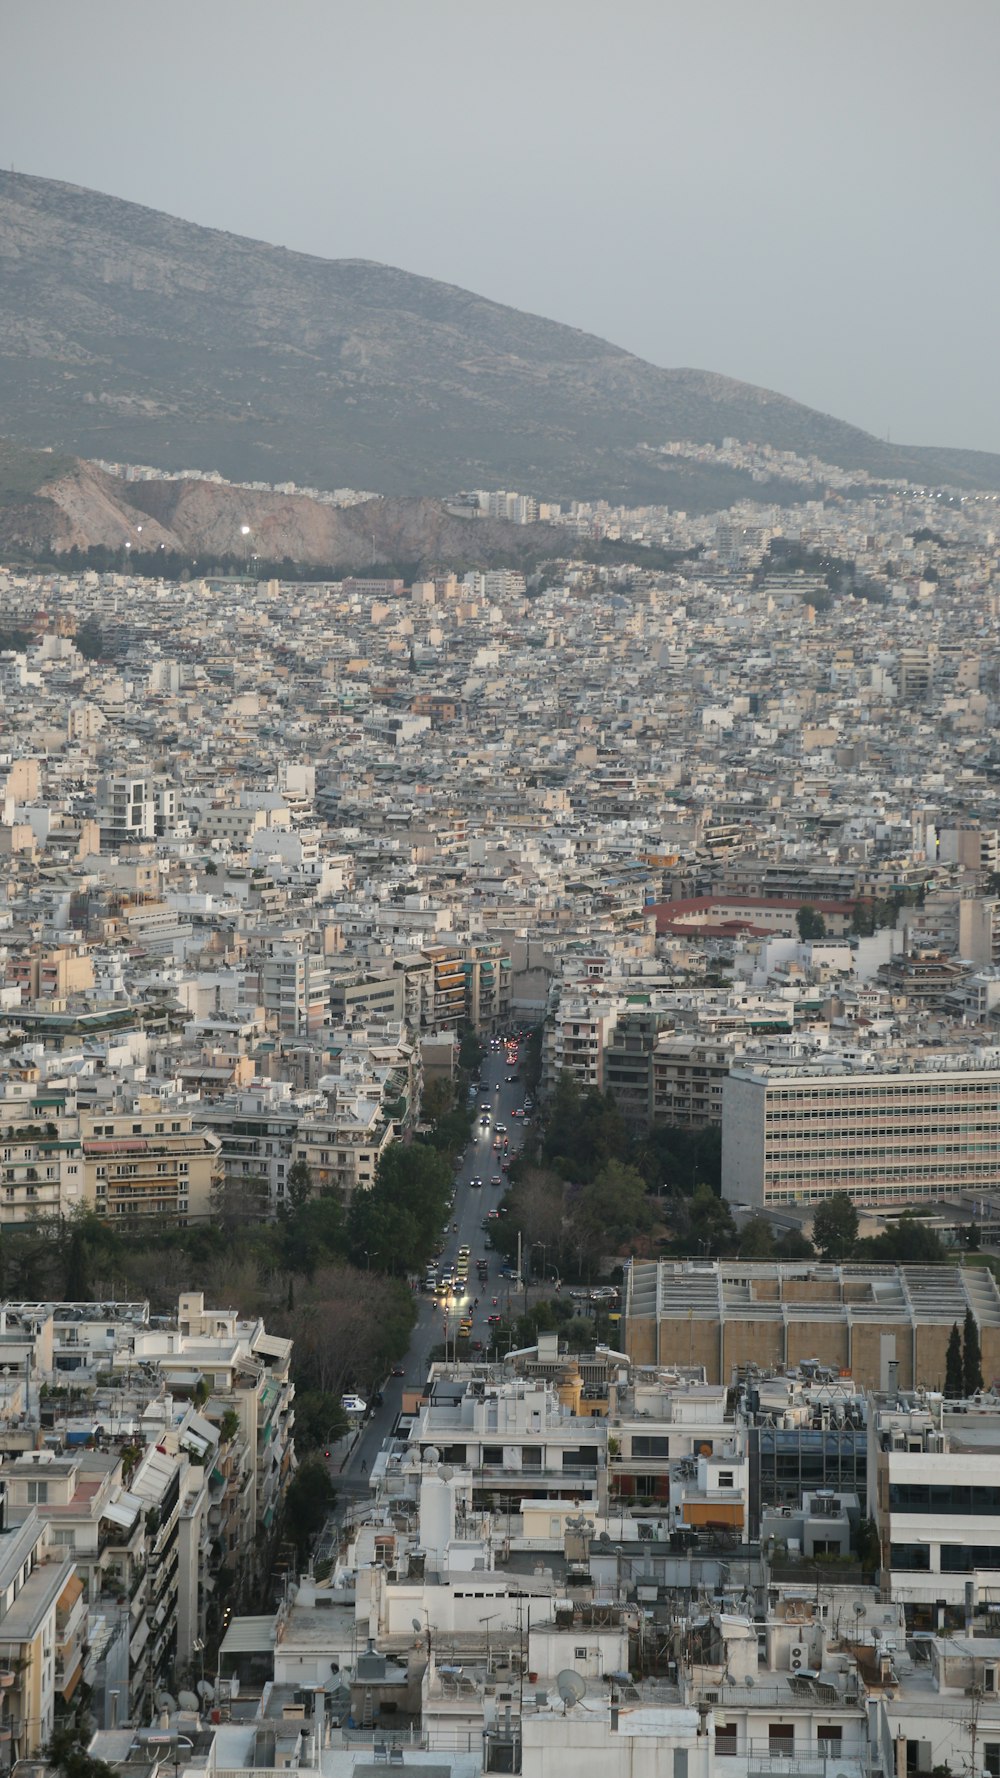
[722,1050,1000,1209]
[624,1259,1000,1390]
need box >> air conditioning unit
[791,1658,803,1672]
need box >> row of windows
[890,1483,1000,1513]
[768,1082,1000,1101]
[891,1542,1000,1572]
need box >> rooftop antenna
[556,1669,586,1713]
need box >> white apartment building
[260,942,331,1037]
[543,994,621,1093]
[293,1093,394,1199]
[0,1084,85,1225]
[869,1397,1000,1620]
[95,774,156,849]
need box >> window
[818,1728,842,1755]
[769,1726,794,1755]
[716,1725,737,1756]
[890,1542,930,1571]
[983,1745,1000,1778]
[575,1647,587,1660]
[26,1481,48,1503]
[718,1470,734,1488]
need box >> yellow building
[82,1100,222,1223]
[0,1508,85,1759]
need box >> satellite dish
[439,1464,455,1481]
[556,1669,586,1711]
[598,1531,612,1545]
[412,1618,423,1634]
[744,1676,755,1689]
[854,1604,867,1618]
[178,1690,199,1712]
[197,1680,214,1701]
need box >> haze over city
[3,0,999,452]
[5,6,1000,1776]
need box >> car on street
[470,1175,483,1188]
[341,1394,367,1415]
[391,1364,405,1377]
[490,1174,502,1187]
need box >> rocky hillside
[3,171,998,508]
[0,439,564,571]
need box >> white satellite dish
[556,1669,586,1712]
[178,1690,199,1713]
[197,1680,215,1702]
[439,1464,454,1481]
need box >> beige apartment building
[82,1100,222,1222]
[0,1509,84,1760]
[722,1054,1000,1209]
[652,1031,745,1128]
[5,944,95,1003]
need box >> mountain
[1,170,998,508]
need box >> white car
[341,1394,367,1416]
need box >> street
[331,1041,529,1503]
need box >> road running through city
[328,1041,532,1515]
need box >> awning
[101,1501,139,1529]
[58,1573,84,1610]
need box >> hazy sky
[4,0,999,453]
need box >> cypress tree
[963,1307,984,1396]
[944,1322,964,1398]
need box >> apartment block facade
[722,1054,1000,1209]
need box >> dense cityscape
[1,448,1000,1778]
[3,2,1000,1773]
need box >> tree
[860,1214,946,1265]
[963,1307,984,1396]
[738,1216,775,1259]
[283,1454,336,1561]
[812,1193,858,1261]
[797,904,827,941]
[672,1182,737,1257]
[294,1389,348,1454]
[774,1228,815,1259]
[63,1226,90,1300]
[945,1322,964,1397]
[47,1723,118,1778]
[421,1077,455,1126]
[285,1159,312,1212]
